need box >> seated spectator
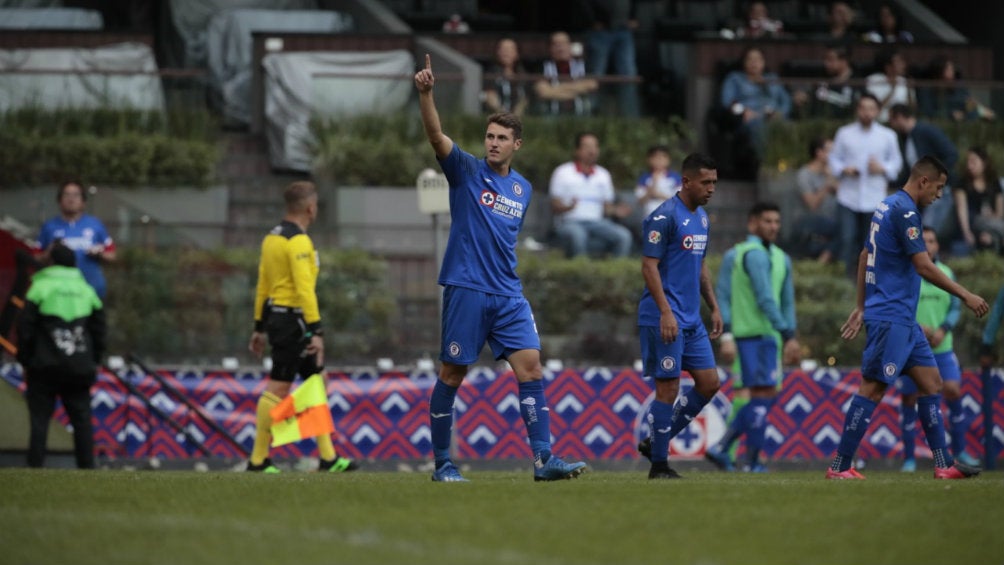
[481,37,529,116]
[918,58,996,122]
[793,137,840,263]
[719,46,791,163]
[863,3,913,44]
[535,31,598,117]
[549,132,633,258]
[954,147,1004,254]
[734,1,785,39]
[865,48,914,122]
[792,44,857,120]
[634,144,681,219]
[809,1,857,45]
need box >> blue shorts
[440,285,540,365]
[898,350,961,395]
[639,324,716,380]
[736,335,779,388]
[862,320,936,385]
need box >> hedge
[0,108,218,187]
[101,248,1001,368]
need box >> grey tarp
[0,42,165,111]
[206,8,353,125]
[168,0,317,68]
[0,7,102,29]
[263,50,414,171]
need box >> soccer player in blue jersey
[636,152,724,479]
[827,155,989,480]
[415,54,587,483]
[37,181,116,298]
[897,227,980,472]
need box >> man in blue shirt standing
[37,181,116,299]
[415,54,587,483]
[636,152,724,479]
[827,155,989,480]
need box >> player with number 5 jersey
[827,155,989,480]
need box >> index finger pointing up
[425,53,431,70]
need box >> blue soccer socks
[518,379,552,463]
[668,387,710,440]
[648,399,674,463]
[901,401,918,462]
[918,394,952,469]
[830,394,878,472]
[429,379,459,468]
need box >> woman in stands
[954,147,1004,255]
[481,37,529,116]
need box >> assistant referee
[246,181,356,473]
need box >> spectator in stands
[719,46,791,164]
[535,31,598,117]
[954,147,1004,254]
[812,1,856,45]
[734,1,785,39]
[17,241,105,469]
[584,0,640,117]
[791,44,857,120]
[863,3,913,44]
[887,104,959,241]
[549,132,633,258]
[865,49,915,123]
[37,181,116,299]
[634,144,682,219]
[794,137,840,263]
[481,37,529,116]
[829,93,902,279]
[918,58,996,122]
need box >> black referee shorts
[264,307,322,382]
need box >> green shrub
[104,247,397,364]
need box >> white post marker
[416,168,451,314]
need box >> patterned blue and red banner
[2,363,1002,463]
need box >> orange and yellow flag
[269,374,335,447]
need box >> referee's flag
[269,374,335,447]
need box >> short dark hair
[574,131,598,149]
[681,152,717,175]
[284,181,317,212]
[487,112,522,141]
[858,92,880,108]
[910,155,948,181]
[922,226,937,236]
[647,144,670,158]
[57,180,86,202]
[888,103,913,119]
[749,201,781,219]
[50,240,76,267]
[808,137,828,160]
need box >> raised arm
[414,54,454,160]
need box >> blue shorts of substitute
[898,351,961,395]
[862,320,936,385]
[639,324,716,380]
[440,285,540,365]
[736,335,779,388]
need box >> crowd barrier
[2,363,1001,464]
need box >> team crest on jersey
[682,235,694,249]
[701,216,708,228]
[512,183,523,196]
[661,356,676,371]
[907,226,920,240]
[480,190,497,207]
[449,342,462,357]
[648,230,661,244]
[884,363,898,377]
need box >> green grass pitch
[2,468,1002,565]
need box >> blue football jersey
[638,194,710,329]
[37,213,114,298]
[437,143,529,297]
[864,190,927,324]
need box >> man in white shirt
[550,132,633,257]
[828,93,903,278]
